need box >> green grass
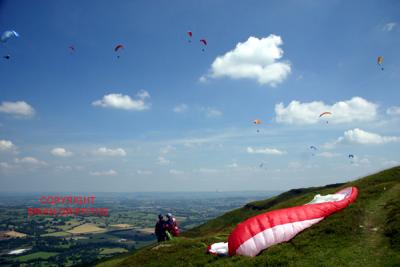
[41,231,71,237]
[97,166,400,267]
[100,248,129,255]
[15,251,58,262]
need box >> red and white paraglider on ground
[207,187,358,257]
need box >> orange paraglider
[253,119,262,133]
[319,112,332,124]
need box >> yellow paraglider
[377,56,384,70]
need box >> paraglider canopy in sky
[200,38,207,51]
[310,146,317,156]
[114,44,125,58]
[114,44,124,52]
[187,31,193,42]
[319,111,332,117]
[1,30,19,43]
[319,111,332,123]
[68,45,76,53]
[348,154,355,164]
[377,56,384,70]
[253,119,262,133]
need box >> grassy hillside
[96,166,400,267]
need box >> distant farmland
[67,223,107,234]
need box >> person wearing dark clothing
[155,214,166,242]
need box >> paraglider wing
[377,56,384,70]
[253,119,262,132]
[207,242,229,256]
[114,44,125,58]
[319,112,332,123]
[114,44,124,52]
[3,55,10,60]
[200,39,208,51]
[227,187,358,257]
[319,111,332,118]
[310,146,317,156]
[348,154,354,159]
[187,31,193,42]
[1,30,19,43]
[377,56,383,66]
[68,45,75,53]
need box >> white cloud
[275,97,377,125]
[326,128,400,147]
[1,157,48,171]
[171,132,236,148]
[92,90,150,111]
[317,152,340,158]
[203,35,291,86]
[227,162,238,168]
[90,169,117,176]
[288,162,302,169]
[0,162,13,170]
[387,106,400,116]
[137,169,152,175]
[194,168,220,174]
[200,107,223,117]
[382,160,400,167]
[173,104,188,113]
[350,156,370,166]
[199,76,208,83]
[157,156,170,165]
[14,157,47,166]
[136,90,150,99]
[169,169,184,175]
[358,158,370,164]
[94,147,127,156]
[51,147,73,157]
[160,145,176,155]
[247,147,286,155]
[0,101,35,117]
[383,22,397,31]
[0,140,17,152]
[56,165,83,171]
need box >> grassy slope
[96,167,400,267]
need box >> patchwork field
[110,224,133,229]
[16,252,58,262]
[3,230,27,238]
[67,223,107,234]
[100,248,129,255]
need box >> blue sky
[0,0,399,192]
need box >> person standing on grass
[155,214,167,242]
[165,213,180,239]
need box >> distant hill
[96,166,400,266]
